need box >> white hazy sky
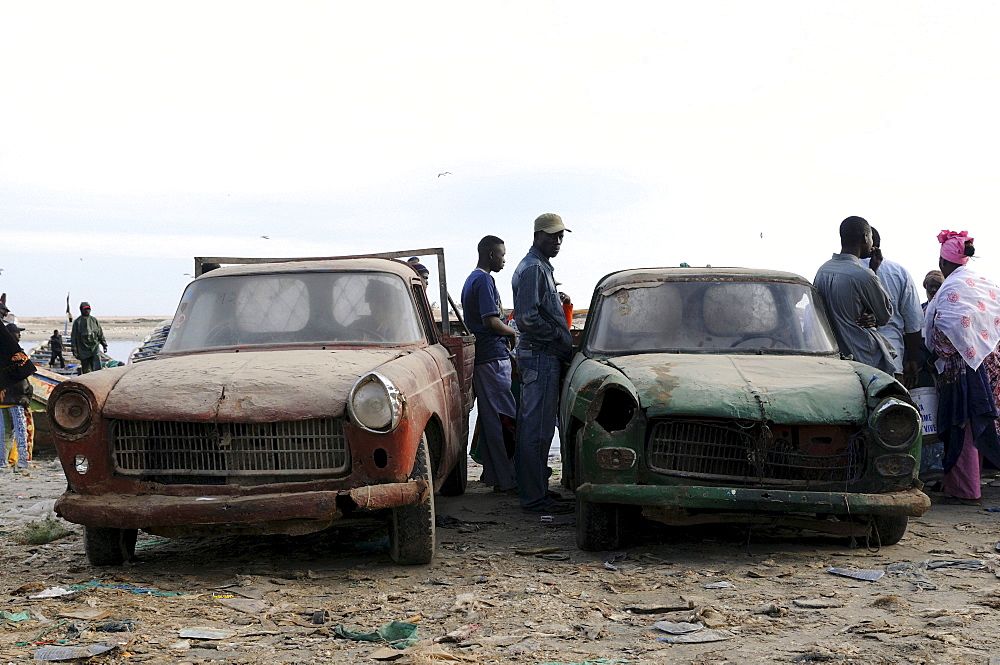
[2,1,999,317]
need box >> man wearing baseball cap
[70,302,108,374]
[511,213,574,514]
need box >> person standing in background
[71,302,107,374]
[862,227,924,387]
[1,322,31,471]
[923,230,1000,504]
[922,270,945,310]
[511,213,574,515]
[49,329,66,368]
[813,216,896,374]
[462,235,519,494]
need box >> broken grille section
[110,418,349,477]
[646,419,863,485]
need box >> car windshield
[587,279,839,355]
[162,271,425,352]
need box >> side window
[412,284,436,343]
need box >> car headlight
[51,388,93,433]
[349,372,404,433]
[869,397,920,450]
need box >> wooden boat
[26,366,64,453]
[128,320,171,363]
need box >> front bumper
[55,480,429,530]
[576,483,930,517]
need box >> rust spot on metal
[349,479,429,510]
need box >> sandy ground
[15,317,172,344]
[2,451,1000,665]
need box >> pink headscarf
[938,230,973,265]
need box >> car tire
[389,436,436,565]
[439,442,467,497]
[869,515,908,546]
[84,526,138,566]
[575,438,621,551]
[577,499,621,551]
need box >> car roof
[597,266,814,294]
[197,257,419,280]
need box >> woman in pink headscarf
[923,230,1000,503]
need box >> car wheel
[868,515,909,546]
[84,526,138,566]
[577,499,621,551]
[388,436,436,564]
[574,437,621,551]
[439,442,467,497]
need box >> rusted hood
[606,354,867,424]
[102,349,404,422]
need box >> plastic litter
[827,567,885,582]
[95,620,136,632]
[32,643,117,661]
[133,536,171,551]
[178,627,237,640]
[653,620,703,634]
[1,499,57,524]
[332,621,419,650]
[2,610,32,622]
[434,623,481,643]
[704,581,734,589]
[29,587,75,599]
[67,580,183,597]
[604,552,628,571]
[658,628,734,643]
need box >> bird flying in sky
[260,235,270,239]
[437,172,451,177]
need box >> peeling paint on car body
[606,354,867,424]
[102,349,406,422]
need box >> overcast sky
[2,1,999,318]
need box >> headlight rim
[348,371,405,434]
[868,397,920,450]
[50,387,94,435]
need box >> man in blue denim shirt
[512,213,574,514]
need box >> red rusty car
[49,252,474,565]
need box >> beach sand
[15,316,172,342]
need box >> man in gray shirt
[814,216,896,374]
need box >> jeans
[473,358,517,490]
[514,347,562,510]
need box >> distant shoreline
[15,316,171,342]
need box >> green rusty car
[559,267,931,550]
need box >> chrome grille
[647,419,863,485]
[110,419,349,477]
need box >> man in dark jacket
[71,302,108,374]
[49,330,66,368]
[511,213,574,514]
